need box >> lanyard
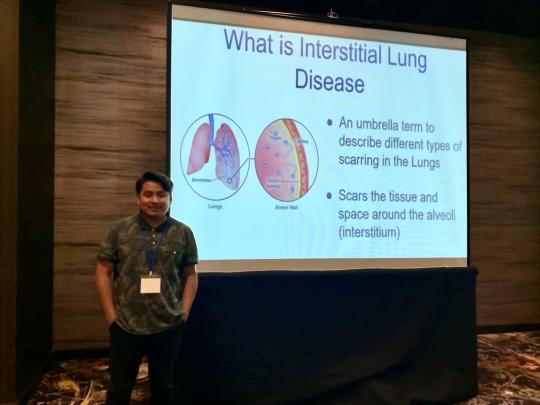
[139,218,171,273]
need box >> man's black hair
[135,172,173,195]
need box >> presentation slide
[169,5,468,272]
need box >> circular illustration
[255,118,318,202]
[180,113,250,201]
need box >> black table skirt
[176,267,478,405]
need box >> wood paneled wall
[468,32,540,326]
[54,0,168,349]
[0,0,20,400]
[1,0,55,401]
[16,0,55,394]
[54,1,540,349]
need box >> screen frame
[166,0,470,271]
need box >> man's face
[137,181,171,220]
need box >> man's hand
[182,265,198,321]
[96,260,116,326]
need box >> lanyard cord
[139,218,171,272]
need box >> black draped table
[176,267,478,404]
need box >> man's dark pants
[106,322,184,405]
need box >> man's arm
[96,260,116,326]
[182,265,198,321]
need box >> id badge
[140,273,161,294]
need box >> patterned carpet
[460,332,540,404]
[25,332,540,404]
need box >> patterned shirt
[97,213,198,335]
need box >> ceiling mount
[326,8,339,19]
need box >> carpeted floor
[25,332,540,404]
[459,332,540,404]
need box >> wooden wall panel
[468,32,540,326]
[54,1,540,349]
[0,0,20,399]
[16,0,55,394]
[54,0,168,349]
[2,0,54,399]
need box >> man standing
[96,171,198,405]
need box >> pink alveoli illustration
[255,119,309,201]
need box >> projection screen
[168,4,468,272]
